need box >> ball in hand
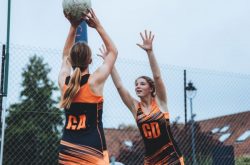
[62,0,91,21]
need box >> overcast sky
[1,0,250,74]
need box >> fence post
[184,70,187,124]
[0,44,7,165]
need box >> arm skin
[58,12,82,93]
[137,30,168,112]
[97,45,138,118]
[85,9,118,96]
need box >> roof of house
[105,127,142,157]
[198,111,250,156]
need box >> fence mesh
[0,43,249,165]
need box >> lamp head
[186,81,197,98]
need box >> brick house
[198,111,250,157]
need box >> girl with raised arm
[58,9,118,165]
[99,30,184,165]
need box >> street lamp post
[185,81,197,165]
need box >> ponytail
[60,67,81,109]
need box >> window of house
[123,140,133,148]
[219,133,231,142]
[211,127,220,133]
[236,130,250,142]
[219,125,230,133]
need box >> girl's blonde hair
[60,42,92,109]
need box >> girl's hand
[97,44,108,60]
[136,30,154,52]
[84,8,101,29]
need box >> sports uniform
[136,100,184,165]
[59,74,109,165]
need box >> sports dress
[136,100,184,165]
[59,74,109,165]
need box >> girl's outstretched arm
[98,45,138,117]
[58,12,83,92]
[85,9,118,95]
[137,30,168,110]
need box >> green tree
[3,55,63,165]
[236,156,250,165]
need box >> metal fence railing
[0,43,250,165]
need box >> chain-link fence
[0,43,250,165]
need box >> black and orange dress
[136,100,184,165]
[59,74,109,165]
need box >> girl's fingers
[97,54,104,59]
[144,30,148,39]
[102,44,106,51]
[87,8,94,18]
[151,35,155,42]
[99,48,102,53]
[136,43,144,49]
[90,8,96,17]
[140,32,145,41]
[83,12,90,19]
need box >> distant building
[198,111,250,157]
[105,127,142,160]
